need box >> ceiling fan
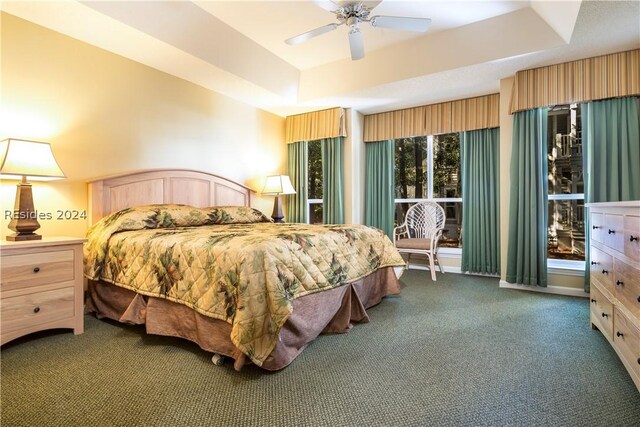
[285,0,432,61]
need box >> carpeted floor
[2,270,639,426]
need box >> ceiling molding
[531,0,582,43]
[81,1,300,99]
[298,7,566,101]
[1,1,638,118]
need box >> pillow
[207,206,271,224]
[84,204,271,280]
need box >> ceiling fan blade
[348,29,365,60]
[312,0,340,13]
[361,1,382,11]
[285,23,339,45]
[370,16,432,32]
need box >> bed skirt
[85,266,401,371]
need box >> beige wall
[0,13,286,238]
[343,108,365,224]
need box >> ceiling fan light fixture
[348,27,365,61]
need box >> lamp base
[7,180,42,241]
[271,195,285,223]
[6,233,42,241]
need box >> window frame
[546,103,585,265]
[393,134,463,252]
[306,139,323,224]
[307,199,323,224]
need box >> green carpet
[2,270,639,426]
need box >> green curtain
[461,128,500,275]
[286,141,308,223]
[365,140,395,238]
[583,97,640,202]
[321,137,344,224]
[582,96,640,292]
[506,108,549,286]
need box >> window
[394,132,462,248]
[547,104,584,261]
[307,140,323,224]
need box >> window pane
[308,140,323,199]
[439,201,462,248]
[394,137,428,199]
[433,133,461,199]
[309,202,323,224]
[548,105,583,195]
[547,199,585,260]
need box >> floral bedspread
[84,204,405,366]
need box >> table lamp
[0,138,66,241]
[261,175,296,223]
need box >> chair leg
[406,253,411,270]
[428,254,437,281]
[437,254,445,274]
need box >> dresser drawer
[613,307,640,379]
[590,284,614,340]
[590,246,614,292]
[0,286,75,334]
[613,258,640,320]
[624,215,640,262]
[0,250,74,291]
[603,214,625,253]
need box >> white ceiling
[2,1,639,117]
[195,1,530,69]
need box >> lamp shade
[0,138,66,181]
[261,175,296,195]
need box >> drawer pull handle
[616,331,624,338]
[631,235,639,242]
[33,267,40,273]
[33,306,40,313]
[590,298,596,303]
[602,269,609,275]
[608,229,615,234]
[592,225,600,230]
[590,261,598,266]
[616,280,624,286]
[637,295,640,303]
[602,313,609,318]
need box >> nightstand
[0,237,85,345]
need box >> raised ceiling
[196,1,531,70]
[2,1,639,116]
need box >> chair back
[404,201,446,240]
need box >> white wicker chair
[393,201,446,281]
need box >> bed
[84,169,405,370]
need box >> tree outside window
[307,140,323,224]
[394,133,462,248]
[433,133,462,248]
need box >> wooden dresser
[587,201,640,391]
[0,237,85,345]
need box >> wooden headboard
[88,169,254,224]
